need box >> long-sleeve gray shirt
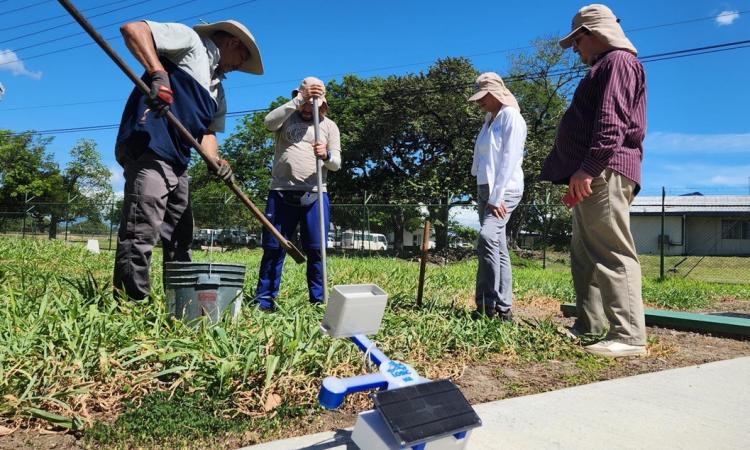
[264,98,341,192]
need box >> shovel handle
[57,0,305,263]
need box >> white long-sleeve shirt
[471,106,527,206]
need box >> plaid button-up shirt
[540,49,646,189]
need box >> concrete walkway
[243,357,750,450]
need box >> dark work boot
[495,305,514,322]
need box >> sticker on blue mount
[381,360,421,388]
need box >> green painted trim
[560,303,750,337]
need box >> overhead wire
[0,0,200,54]
[3,0,53,16]
[6,39,749,137]
[626,9,748,32]
[0,0,152,45]
[222,10,748,91]
[0,0,135,32]
[0,0,261,67]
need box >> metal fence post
[64,193,78,242]
[660,186,666,280]
[22,193,36,239]
[108,197,116,251]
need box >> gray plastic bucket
[163,262,246,324]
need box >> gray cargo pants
[114,147,192,300]
[476,184,522,315]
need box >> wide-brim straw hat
[193,20,264,74]
[291,76,328,106]
[559,4,637,55]
[468,72,520,111]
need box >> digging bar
[57,0,306,263]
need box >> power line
[6,107,269,136]
[8,32,748,113]
[219,11,750,92]
[0,0,261,66]
[3,0,52,16]
[6,39,749,138]
[0,0,134,33]
[1,99,122,112]
[626,9,748,32]
[0,0,199,55]
[0,0,152,45]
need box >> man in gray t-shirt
[254,77,342,311]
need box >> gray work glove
[212,159,234,182]
[146,70,173,117]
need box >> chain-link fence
[1,194,749,284]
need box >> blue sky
[1,0,748,199]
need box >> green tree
[505,36,581,246]
[60,139,113,238]
[46,139,113,239]
[0,131,56,206]
[327,58,482,250]
[0,134,112,238]
[0,130,59,235]
[189,100,281,233]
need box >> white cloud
[708,172,750,186]
[645,131,750,154]
[0,49,42,79]
[643,163,750,193]
[716,10,740,26]
[110,165,125,193]
[450,205,480,230]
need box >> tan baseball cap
[193,20,264,74]
[468,72,520,111]
[559,4,637,55]
[292,76,328,105]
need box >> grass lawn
[537,250,750,285]
[0,238,748,447]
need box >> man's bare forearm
[120,21,164,74]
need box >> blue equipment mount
[318,334,481,450]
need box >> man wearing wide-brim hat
[540,4,647,357]
[113,18,263,301]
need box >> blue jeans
[255,190,329,309]
[475,185,522,314]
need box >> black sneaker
[495,307,513,322]
[255,300,276,313]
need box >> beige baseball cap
[292,76,328,105]
[559,4,637,55]
[193,20,264,74]
[468,72,520,111]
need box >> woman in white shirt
[468,72,527,322]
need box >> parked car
[192,228,220,247]
[216,229,258,247]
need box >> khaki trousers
[571,169,646,345]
